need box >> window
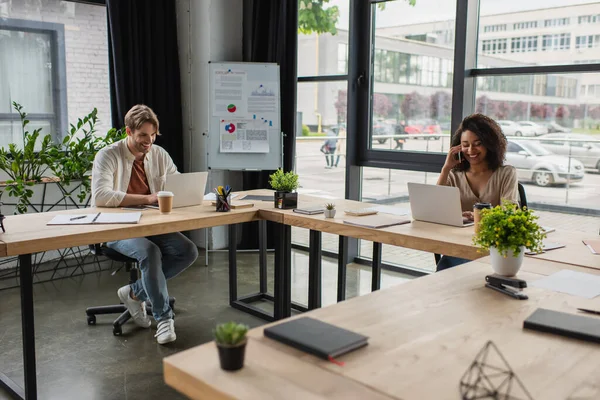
[544,18,569,27]
[337,43,348,74]
[578,14,600,24]
[542,34,571,51]
[0,1,111,148]
[575,35,600,49]
[483,24,507,33]
[511,36,538,53]
[507,142,522,153]
[513,21,538,30]
[481,38,508,54]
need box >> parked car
[541,121,571,133]
[403,119,442,140]
[506,140,584,187]
[497,120,536,137]
[517,121,548,136]
[372,121,393,144]
[537,133,600,172]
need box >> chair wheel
[87,315,96,325]
[113,326,122,336]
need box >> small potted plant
[214,321,249,371]
[269,168,299,209]
[324,203,336,218]
[473,201,545,276]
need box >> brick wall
[3,0,112,135]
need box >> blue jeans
[436,255,470,272]
[107,232,199,322]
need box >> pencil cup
[157,191,174,214]
[216,194,231,212]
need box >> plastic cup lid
[157,191,174,197]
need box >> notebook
[525,241,565,255]
[524,308,600,344]
[264,317,368,360]
[293,206,324,215]
[47,212,142,225]
[343,215,411,229]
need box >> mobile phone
[454,151,462,162]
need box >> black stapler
[485,275,528,300]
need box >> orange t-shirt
[127,159,151,195]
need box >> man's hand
[147,193,158,205]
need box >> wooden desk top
[164,258,600,400]
[526,229,600,271]
[276,196,482,260]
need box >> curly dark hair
[451,113,506,172]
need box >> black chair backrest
[518,182,527,209]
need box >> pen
[577,308,600,316]
[70,215,86,221]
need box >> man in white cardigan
[91,104,198,344]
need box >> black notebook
[523,308,600,344]
[264,317,369,359]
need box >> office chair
[85,244,175,336]
[433,183,528,266]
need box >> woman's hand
[442,145,463,172]
[462,211,474,221]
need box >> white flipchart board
[207,61,282,171]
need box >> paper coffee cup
[157,191,174,214]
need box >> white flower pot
[489,246,525,277]
[324,209,336,218]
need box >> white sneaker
[117,285,151,328]
[155,319,176,344]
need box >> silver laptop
[163,172,208,208]
[407,182,474,227]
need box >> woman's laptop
[163,172,208,208]
[407,182,474,227]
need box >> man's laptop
[407,182,474,227]
[163,172,208,208]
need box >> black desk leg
[274,222,291,320]
[372,242,382,292]
[308,230,322,310]
[258,220,267,294]
[337,236,348,302]
[0,254,37,400]
[228,224,237,305]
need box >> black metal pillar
[337,235,348,302]
[372,242,382,291]
[308,230,322,310]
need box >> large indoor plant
[47,108,125,204]
[269,168,299,209]
[473,201,545,276]
[214,321,249,371]
[0,102,55,213]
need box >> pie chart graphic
[227,104,237,113]
[224,123,236,134]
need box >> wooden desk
[164,258,600,400]
[526,229,600,271]
[0,200,272,400]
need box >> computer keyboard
[344,208,379,216]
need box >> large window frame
[0,18,68,140]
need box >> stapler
[485,275,528,300]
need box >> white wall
[176,0,244,250]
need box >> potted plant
[324,203,336,218]
[473,201,545,276]
[214,321,249,371]
[268,168,299,209]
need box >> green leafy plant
[213,322,249,346]
[0,102,55,213]
[325,203,335,210]
[269,169,299,192]
[473,201,545,257]
[48,109,125,203]
[302,124,310,136]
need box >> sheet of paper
[582,240,600,254]
[47,214,98,225]
[530,269,600,299]
[212,69,248,117]
[94,212,141,224]
[248,81,278,114]
[220,119,269,153]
